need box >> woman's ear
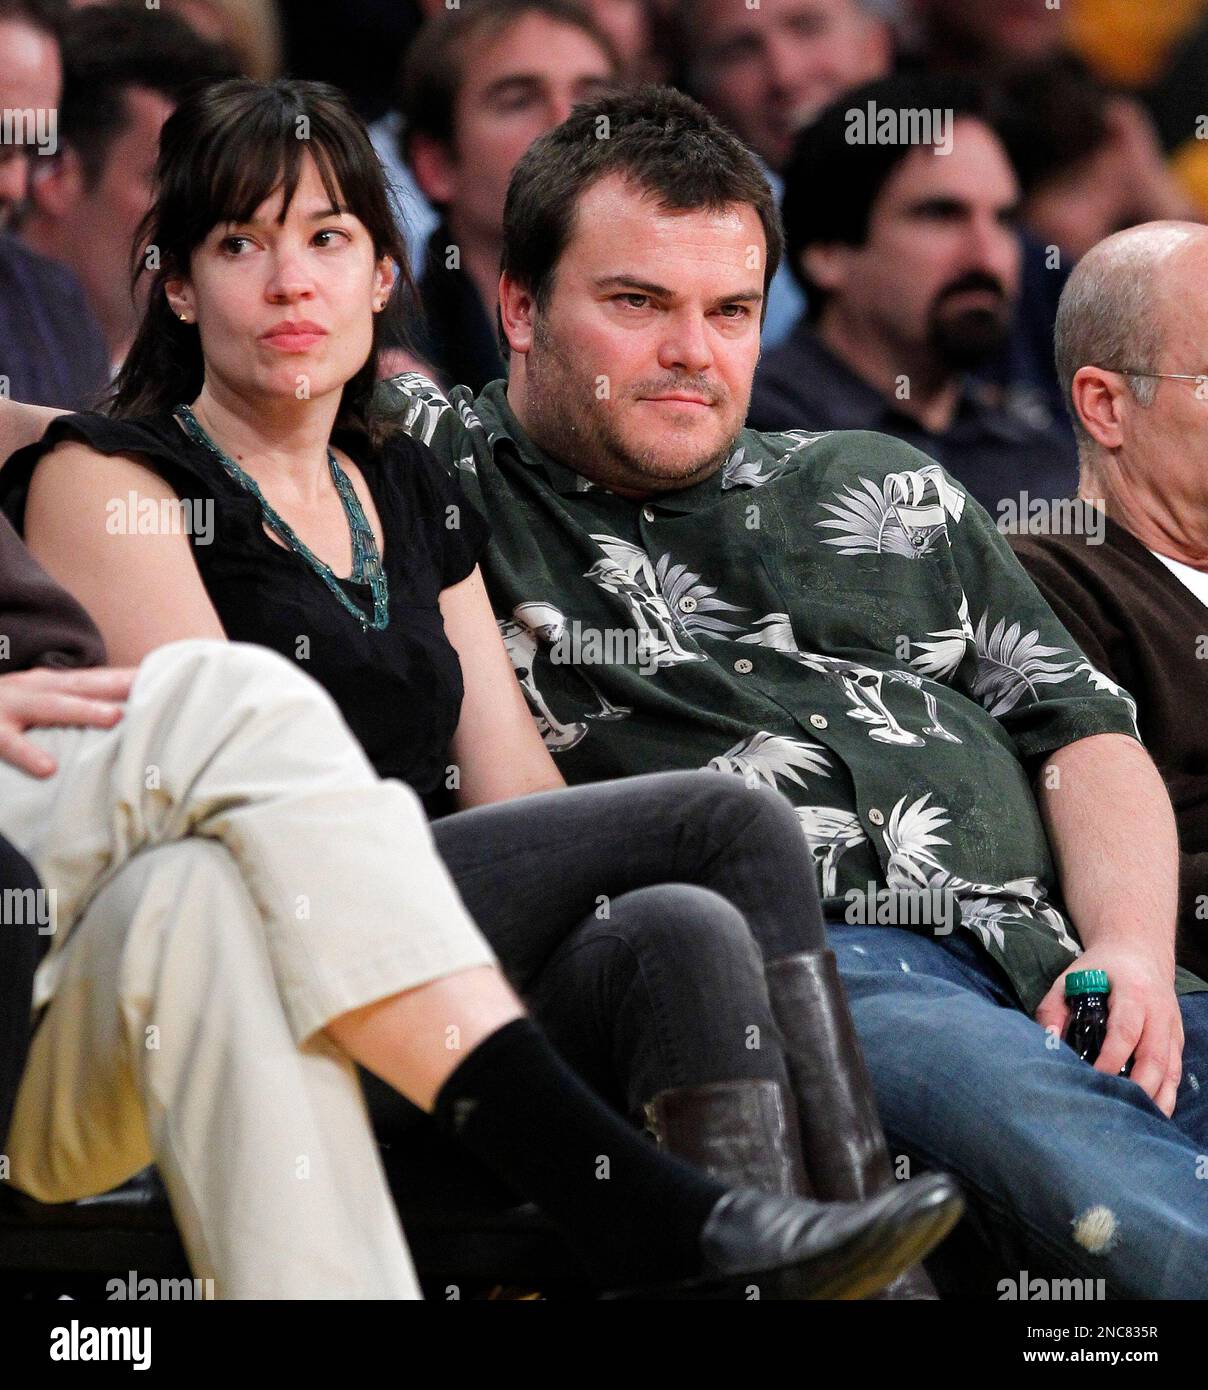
[372,256,397,312]
[163,277,196,324]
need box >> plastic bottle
[1064,968,1132,1075]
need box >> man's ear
[27,147,84,219]
[801,242,851,299]
[1071,365,1127,452]
[408,132,458,208]
[499,272,536,354]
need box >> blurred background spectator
[1,0,1208,436]
[19,5,237,371]
[900,0,1066,73]
[1040,0,1204,90]
[678,0,894,345]
[279,0,421,123]
[996,58,1197,265]
[750,75,1078,512]
[905,0,1208,225]
[0,0,110,409]
[680,0,893,171]
[392,0,619,392]
[0,0,57,228]
[149,0,282,82]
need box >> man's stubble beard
[522,311,746,494]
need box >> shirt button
[868,807,885,827]
[809,714,828,729]
[678,595,698,614]
[733,657,754,675]
[642,506,655,522]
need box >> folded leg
[7,840,422,1299]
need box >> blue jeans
[831,922,1208,1298]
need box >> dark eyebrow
[714,289,764,307]
[902,196,970,217]
[594,274,764,308]
[594,274,675,297]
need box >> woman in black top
[0,78,960,1295]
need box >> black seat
[0,1145,590,1297]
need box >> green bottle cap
[1065,969,1110,997]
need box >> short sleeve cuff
[1003,695,1143,768]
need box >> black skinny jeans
[366,769,826,1134]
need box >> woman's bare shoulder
[0,399,68,463]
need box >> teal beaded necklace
[175,403,389,632]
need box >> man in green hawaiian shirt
[382,86,1208,1295]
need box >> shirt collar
[783,322,1034,445]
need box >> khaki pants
[0,640,496,1298]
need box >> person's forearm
[454,756,565,809]
[1177,849,1208,981]
[1037,733,1178,974]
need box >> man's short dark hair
[782,73,1000,319]
[502,84,783,317]
[58,4,238,190]
[399,0,619,161]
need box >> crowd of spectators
[4,0,1208,489]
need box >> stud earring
[178,311,190,323]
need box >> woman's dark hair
[111,78,414,444]
[501,85,782,325]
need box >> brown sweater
[0,509,104,674]
[1013,518,1208,981]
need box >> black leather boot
[765,949,943,1299]
[645,1079,812,1196]
[635,1078,962,1299]
[605,1171,964,1300]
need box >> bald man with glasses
[1014,220,1208,984]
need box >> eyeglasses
[1098,366,1208,387]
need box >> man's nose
[966,215,1021,290]
[658,313,713,374]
